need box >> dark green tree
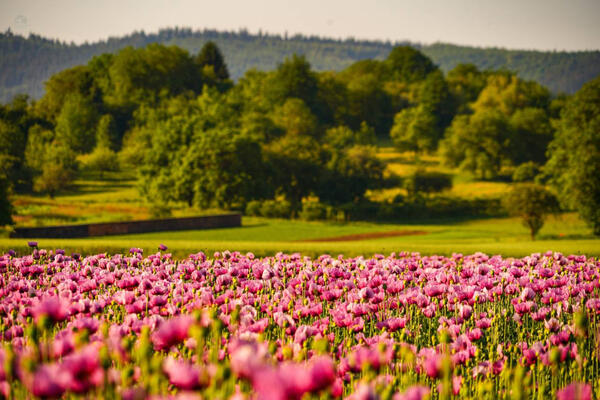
[440,110,511,179]
[508,107,553,165]
[0,95,39,190]
[265,135,326,215]
[545,76,600,235]
[107,44,200,107]
[195,41,230,81]
[268,54,320,115]
[35,65,100,121]
[54,93,98,153]
[318,145,385,206]
[446,63,487,114]
[385,46,438,83]
[0,176,12,226]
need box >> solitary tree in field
[503,184,559,240]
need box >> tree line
[1,27,600,103]
[1,41,599,235]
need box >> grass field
[4,149,598,259]
[2,213,598,258]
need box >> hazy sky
[1,0,599,51]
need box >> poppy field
[0,245,598,399]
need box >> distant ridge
[1,27,599,102]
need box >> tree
[545,76,600,235]
[446,63,487,114]
[54,93,98,153]
[508,107,553,165]
[318,145,385,206]
[390,106,437,154]
[265,135,326,214]
[439,110,511,179]
[268,54,320,115]
[341,65,395,136]
[107,44,200,107]
[35,65,100,122]
[33,144,78,198]
[95,114,119,150]
[195,41,230,81]
[324,122,376,149]
[385,46,437,83]
[0,95,39,190]
[85,145,119,178]
[188,130,269,209]
[272,98,318,137]
[471,72,550,116]
[418,70,455,132]
[503,184,559,240]
[0,176,13,226]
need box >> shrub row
[245,196,504,222]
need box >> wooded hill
[1,27,599,102]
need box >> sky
[1,0,599,51]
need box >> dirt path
[300,230,427,242]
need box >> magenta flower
[60,344,104,393]
[162,357,205,390]
[393,385,430,400]
[307,356,336,392]
[29,364,67,398]
[32,297,70,323]
[423,352,443,379]
[346,382,378,400]
[152,315,195,351]
[556,383,592,400]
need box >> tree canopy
[545,76,600,235]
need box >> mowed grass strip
[0,237,597,259]
[2,214,597,258]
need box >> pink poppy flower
[32,297,70,323]
[152,315,194,351]
[556,383,592,400]
[162,357,205,390]
[393,385,430,400]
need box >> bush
[149,202,173,219]
[404,170,453,197]
[245,200,262,217]
[512,162,540,182]
[259,199,292,219]
[299,201,328,221]
[85,146,119,178]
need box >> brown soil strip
[300,230,427,242]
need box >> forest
[1,39,599,238]
[1,27,600,103]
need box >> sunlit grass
[2,213,597,258]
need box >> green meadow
[2,213,598,259]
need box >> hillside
[1,27,599,102]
